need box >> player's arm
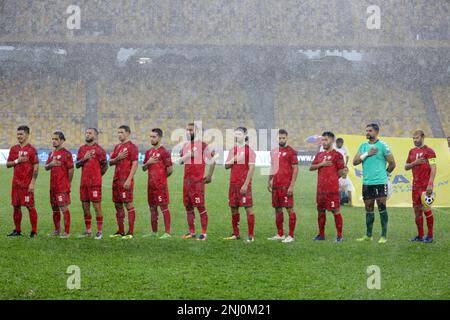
[166,165,173,177]
[68,167,74,183]
[345,155,349,165]
[310,159,331,171]
[28,163,39,193]
[287,164,298,196]
[224,153,236,170]
[353,147,378,166]
[405,157,426,170]
[427,158,437,194]
[204,158,216,184]
[348,190,353,206]
[100,160,108,176]
[76,150,93,168]
[6,154,28,168]
[240,163,255,194]
[124,160,138,190]
[385,154,396,174]
[109,150,128,166]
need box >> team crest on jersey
[325,155,332,160]
[57,155,61,159]
[19,151,28,156]
[282,152,287,156]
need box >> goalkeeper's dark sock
[366,212,375,237]
[379,209,388,238]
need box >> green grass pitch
[0,165,448,300]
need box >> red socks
[28,207,38,233]
[333,213,343,238]
[127,208,136,235]
[186,208,195,234]
[414,208,424,238]
[276,212,284,236]
[96,216,103,233]
[198,207,208,235]
[232,212,240,236]
[116,207,125,234]
[84,214,92,232]
[247,210,255,238]
[318,213,326,237]
[62,209,71,234]
[288,212,297,238]
[13,207,22,232]
[150,206,158,232]
[160,205,171,234]
[52,210,61,233]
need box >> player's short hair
[53,131,66,141]
[278,129,288,136]
[322,131,335,139]
[413,130,425,137]
[86,127,99,135]
[151,128,163,137]
[118,125,131,133]
[17,125,30,134]
[366,123,380,132]
[336,138,344,143]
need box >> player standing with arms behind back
[178,122,216,241]
[405,130,437,243]
[142,128,173,239]
[310,132,346,243]
[224,127,257,243]
[45,131,74,238]
[76,128,108,240]
[353,124,396,244]
[267,129,298,243]
[109,125,139,240]
[6,125,39,238]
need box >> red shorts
[112,181,134,203]
[148,185,170,206]
[272,187,294,208]
[317,192,340,211]
[229,184,253,207]
[183,180,205,207]
[11,187,35,207]
[50,191,71,207]
[80,186,102,202]
[412,186,427,207]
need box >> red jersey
[77,143,107,187]
[270,146,299,188]
[180,141,214,182]
[144,146,172,188]
[226,144,256,186]
[110,141,139,183]
[312,149,345,193]
[46,148,74,193]
[406,145,436,188]
[8,144,39,188]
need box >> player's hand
[49,159,62,167]
[426,185,433,195]
[267,181,273,193]
[320,160,333,167]
[414,158,426,166]
[367,147,378,156]
[28,182,35,193]
[203,175,212,184]
[117,150,128,161]
[83,150,94,161]
[287,185,294,196]
[146,155,160,165]
[236,152,245,164]
[123,179,132,191]
[240,185,248,195]
[17,155,29,164]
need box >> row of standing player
[4,123,437,243]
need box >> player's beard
[189,133,195,141]
[85,138,94,143]
[279,142,286,147]
[366,134,375,140]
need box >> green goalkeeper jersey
[357,139,392,185]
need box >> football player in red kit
[6,126,39,238]
[45,131,74,238]
[76,128,108,240]
[143,128,173,239]
[109,125,139,240]
[179,123,216,241]
[267,129,299,243]
[405,130,437,243]
[310,131,346,243]
[224,127,257,242]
